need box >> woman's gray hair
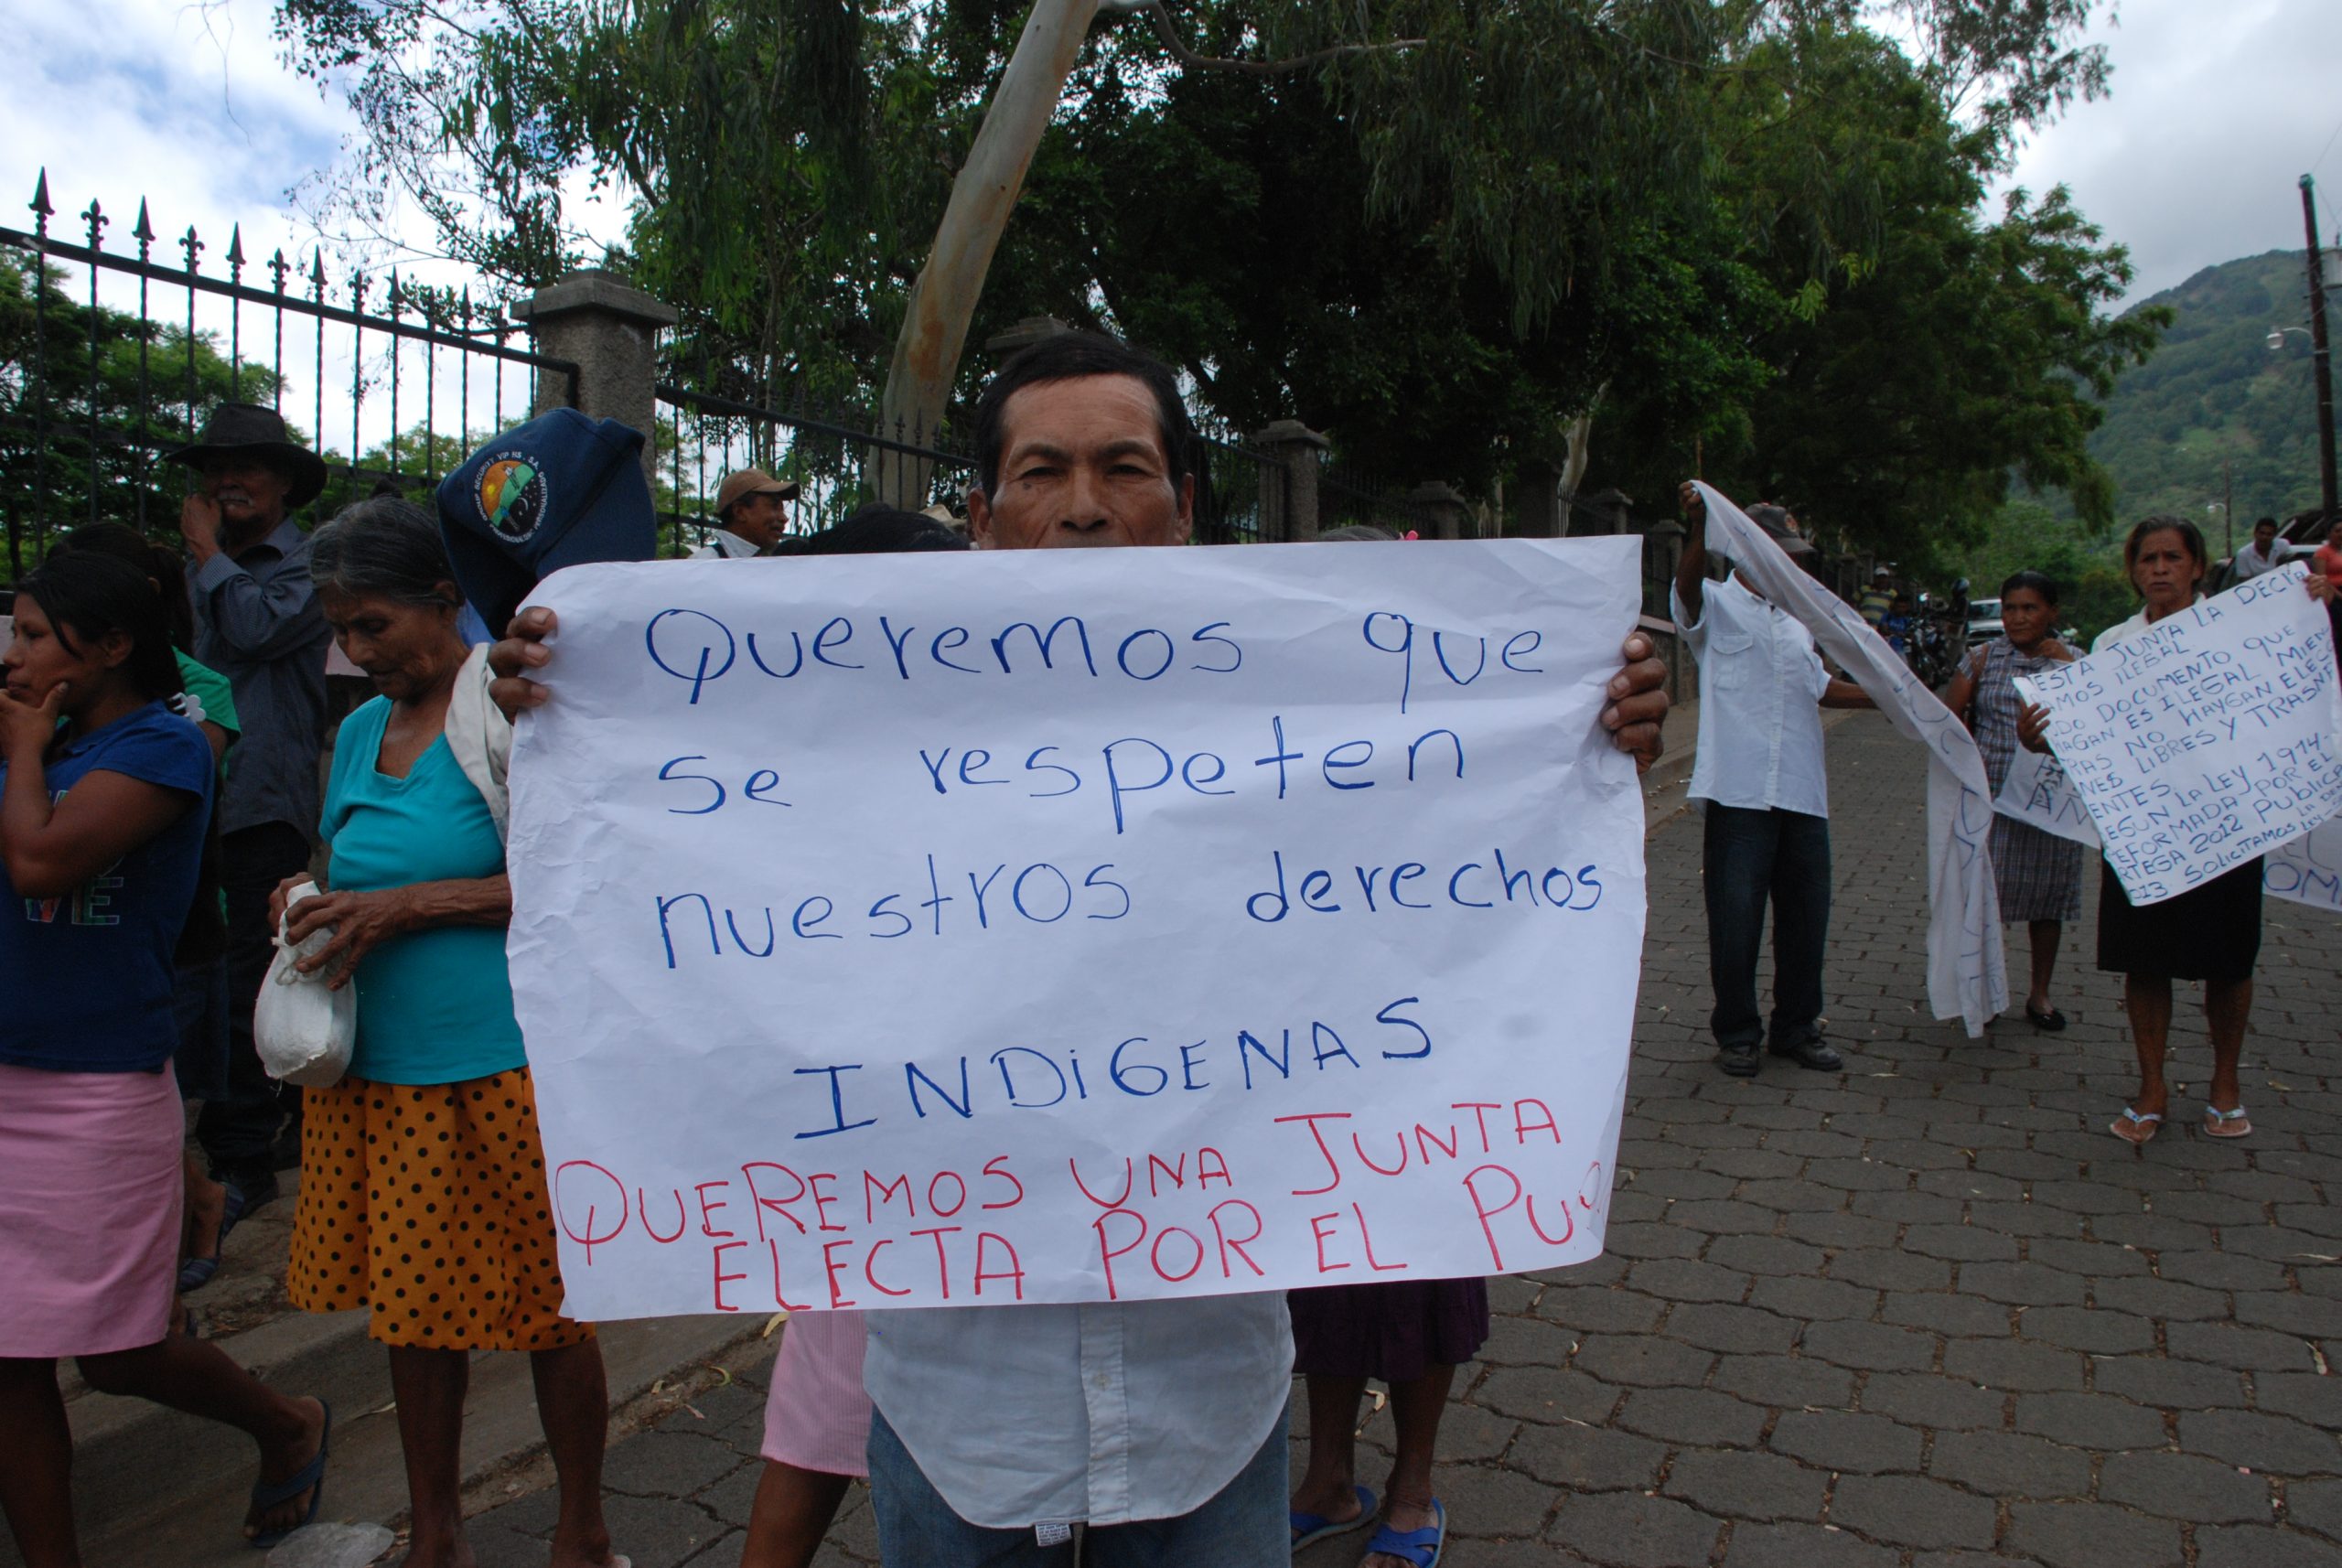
[309,497,461,607]
[1320,523,1402,542]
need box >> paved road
[465,713,2342,1567]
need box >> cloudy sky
[3,0,2338,310]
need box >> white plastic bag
[254,880,357,1088]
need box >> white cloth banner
[1690,484,2006,1036]
[2016,564,2342,907]
[506,539,1649,1318]
[1993,747,2100,847]
[2266,817,2342,913]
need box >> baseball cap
[715,467,801,517]
[436,409,656,633]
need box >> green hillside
[2091,249,2334,531]
[1959,250,2333,641]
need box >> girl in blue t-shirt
[0,553,330,1560]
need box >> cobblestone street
[466,713,2342,1567]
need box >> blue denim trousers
[866,1402,1290,1567]
[1703,803,1832,1052]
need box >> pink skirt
[760,1309,871,1477]
[0,1063,182,1357]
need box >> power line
[2314,111,2342,182]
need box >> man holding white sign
[1671,486,1875,1079]
[2017,516,2337,1145]
[489,331,1670,1567]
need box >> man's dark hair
[2254,515,2279,533]
[971,331,1194,499]
[2000,568,2061,606]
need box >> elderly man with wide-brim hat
[692,467,800,557]
[167,402,335,1224]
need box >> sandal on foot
[2025,1004,2068,1031]
[2203,1104,2253,1140]
[1291,1484,1377,1550]
[179,1203,241,1294]
[247,1401,330,1550]
[2110,1108,2163,1146]
[1363,1498,1446,1568]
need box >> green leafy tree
[1,254,282,576]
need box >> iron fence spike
[31,168,51,219]
[269,249,289,291]
[82,199,105,248]
[181,224,202,270]
[133,199,155,245]
[227,224,245,267]
[310,251,328,290]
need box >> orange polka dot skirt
[288,1068,594,1351]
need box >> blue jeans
[866,1402,1290,1567]
[1703,804,1832,1053]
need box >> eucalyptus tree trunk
[876,0,1105,508]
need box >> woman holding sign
[1946,570,2082,1030]
[273,501,624,1568]
[2021,518,2334,1145]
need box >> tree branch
[1123,1,1424,78]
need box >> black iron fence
[1321,459,1436,538]
[1193,421,1278,545]
[650,382,975,553]
[0,170,576,575]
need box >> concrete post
[1252,419,1329,542]
[1516,457,1563,538]
[510,269,679,482]
[1408,480,1472,542]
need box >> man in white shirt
[691,467,800,557]
[2231,516,2284,581]
[1672,484,1874,1079]
[490,333,1671,1566]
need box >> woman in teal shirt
[274,499,621,1568]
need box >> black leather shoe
[1768,1037,1843,1070]
[1717,1045,1761,1078]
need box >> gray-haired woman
[272,499,624,1568]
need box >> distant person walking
[1673,483,1875,1079]
[170,403,335,1216]
[1945,570,2082,1030]
[2022,517,2336,1144]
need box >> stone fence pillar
[511,269,680,482]
[1252,419,1328,542]
[1516,458,1563,538]
[1408,480,1473,541]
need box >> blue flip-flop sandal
[1291,1483,1378,1551]
[248,1401,331,1550]
[1363,1498,1446,1568]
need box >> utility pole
[2303,175,2338,529]
[2224,457,2234,559]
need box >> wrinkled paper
[505,540,1648,1316]
[2018,565,2342,907]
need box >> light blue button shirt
[861,1294,1293,1529]
[1673,575,1833,818]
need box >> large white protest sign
[2266,815,2342,913]
[1993,747,2100,848]
[1690,485,2006,1035]
[2017,565,2342,907]
[505,539,1648,1318]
